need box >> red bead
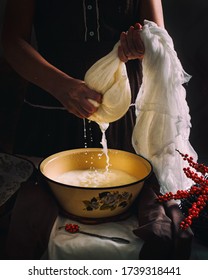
[65,223,80,233]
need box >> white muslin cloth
[132,20,198,194]
[48,215,143,260]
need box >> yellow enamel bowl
[39,148,152,221]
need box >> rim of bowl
[38,148,153,190]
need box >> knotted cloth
[84,42,131,126]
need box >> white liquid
[99,122,110,171]
[55,169,138,188]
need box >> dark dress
[14,0,142,157]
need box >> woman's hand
[118,23,145,63]
[55,78,102,119]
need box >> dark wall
[0,0,7,56]
[162,0,208,160]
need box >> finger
[134,22,143,30]
[126,26,139,57]
[82,98,99,114]
[118,45,128,62]
[65,97,93,119]
[124,26,135,57]
[75,103,93,118]
[134,23,145,55]
[76,90,100,115]
[120,31,131,58]
[86,88,102,104]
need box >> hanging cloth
[132,20,198,194]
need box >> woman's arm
[1,0,101,118]
[139,0,164,28]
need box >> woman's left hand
[118,23,145,63]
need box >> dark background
[162,0,208,163]
[0,0,208,162]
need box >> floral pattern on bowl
[0,153,34,207]
[83,191,133,212]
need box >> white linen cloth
[132,20,198,194]
[48,215,143,260]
